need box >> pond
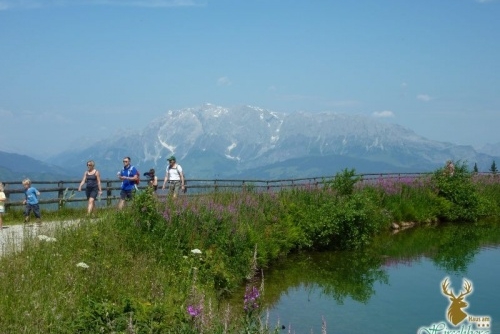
[235,220,500,333]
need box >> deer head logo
[441,278,473,325]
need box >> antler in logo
[441,278,473,325]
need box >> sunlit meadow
[0,163,499,333]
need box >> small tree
[490,160,498,174]
[326,168,361,196]
[432,161,481,222]
[473,163,479,173]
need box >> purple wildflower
[187,305,202,317]
[163,208,171,222]
[244,286,260,312]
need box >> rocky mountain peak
[47,104,498,179]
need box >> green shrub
[325,168,361,196]
[288,186,388,250]
[131,187,165,232]
[432,161,481,222]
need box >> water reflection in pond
[231,221,500,333]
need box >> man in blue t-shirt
[117,156,138,210]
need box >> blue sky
[1,0,499,158]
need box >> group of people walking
[0,155,186,226]
[80,155,185,212]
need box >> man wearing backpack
[117,156,139,209]
[161,155,185,198]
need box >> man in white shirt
[161,156,185,198]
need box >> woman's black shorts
[86,187,98,199]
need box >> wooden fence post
[107,181,113,207]
[4,190,10,211]
[57,181,64,210]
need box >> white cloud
[372,110,394,118]
[217,76,232,86]
[0,0,203,10]
[417,94,432,102]
[39,111,75,124]
[0,108,14,117]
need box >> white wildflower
[191,249,202,254]
[38,235,57,242]
[76,262,89,269]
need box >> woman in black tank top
[78,160,102,215]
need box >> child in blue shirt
[22,178,41,225]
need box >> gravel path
[0,220,81,257]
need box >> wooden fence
[2,173,428,211]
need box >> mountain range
[1,104,499,181]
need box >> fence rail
[2,173,430,211]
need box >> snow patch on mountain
[225,142,240,161]
[158,138,176,153]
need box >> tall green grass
[1,164,499,333]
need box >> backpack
[130,166,140,185]
[169,165,187,193]
[135,170,140,185]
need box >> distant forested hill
[0,151,73,182]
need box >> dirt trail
[0,220,81,257]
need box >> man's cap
[167,155,176,161]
